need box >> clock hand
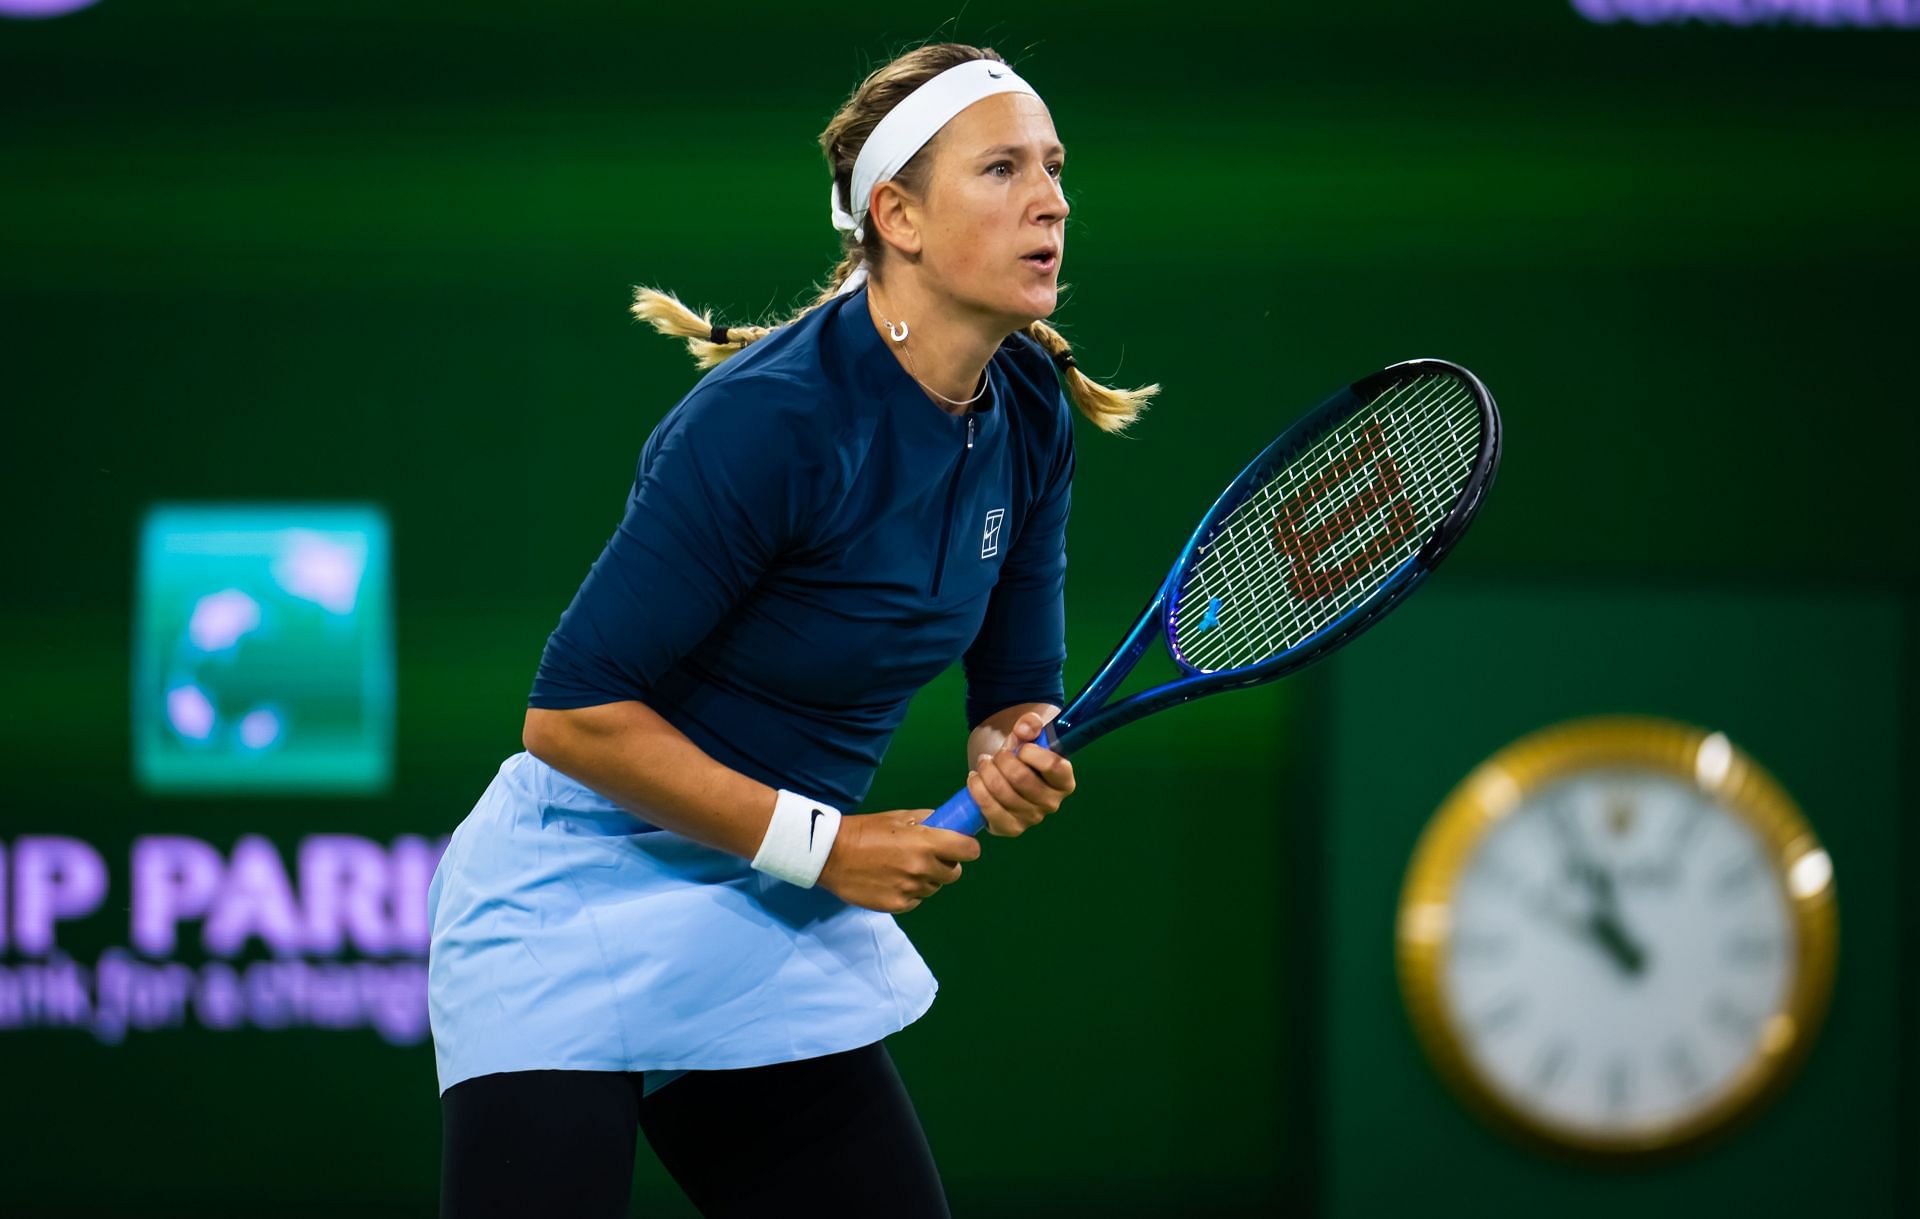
[1569,850,1655,975]
[1587,854,1618,907]
[1575,825,1656,975]
[1526,878,1647,975]
[1562,845,1651,975]
[1586,906,1648,976]
[1536,805,1655,976]
[1545,799,1607,900]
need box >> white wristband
[751,789,843,889]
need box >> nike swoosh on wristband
[809,808,825,848]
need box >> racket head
[1163,358,1501,680]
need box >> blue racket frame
[927,357,1501,834]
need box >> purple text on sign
[130,833,447,958]
[1571,0,1920,27]
[8,839,110,954]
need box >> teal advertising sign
[133,505,394,794]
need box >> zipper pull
[966,416,975,450]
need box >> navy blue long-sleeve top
[527,285,1073,812]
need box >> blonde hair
[630,42,1157,434]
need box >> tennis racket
[926,357,1502,834]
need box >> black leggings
[439,1040,950,1218]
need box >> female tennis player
[427,41,1156,1218]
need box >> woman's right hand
[816,810,982,913]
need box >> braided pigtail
[630,287,774,371]
[632,253,869,371]
[1022,319,1157,434]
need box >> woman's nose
[1035,174,1069,219]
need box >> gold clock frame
[1396,715,1838,1160]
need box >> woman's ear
[868,179,924,258]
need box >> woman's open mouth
[1021,249,1058,273]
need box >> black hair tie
[708,325,731,345]
[1051,348,1077,373]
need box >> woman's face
[910,92,1069,328]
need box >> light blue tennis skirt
[426,751,938,1096]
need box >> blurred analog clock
[1397,716,1836,1158]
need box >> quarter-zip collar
[830,285,1004,449]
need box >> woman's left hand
[966,711,1076,837]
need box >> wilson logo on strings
[1272,422,1419,600]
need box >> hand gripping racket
[925,357,1502,834]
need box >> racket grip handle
[925,787,986,835]
[922,725,1053,836]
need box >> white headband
[831,58,1041,298]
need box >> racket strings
[1182,382,1466,668]
[1177,378,1469,670]
[1178,374,1475,669]
[1172,373,1481,672]
[1186,376,1474,668]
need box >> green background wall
[2,2,1913,1215]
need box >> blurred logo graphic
[0,0,102,18]
[1571,0,1920,27]
[134,505,394,794]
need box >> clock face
[1444,769,1791,1139]
[1398,718,1837,1158]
